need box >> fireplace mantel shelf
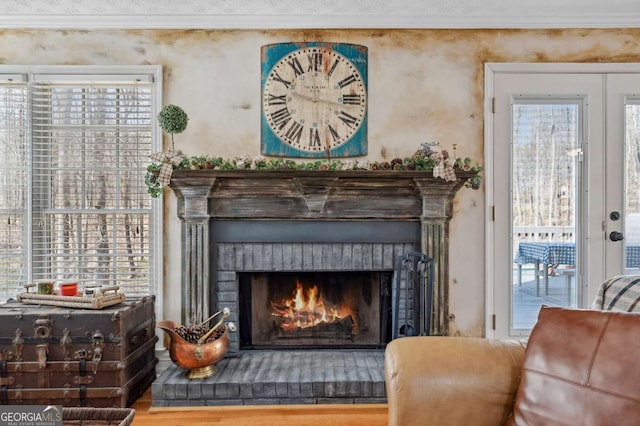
[169,168,477,179]
[169,169,476,221]
[169,169,478,191]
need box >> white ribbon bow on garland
[149,150,185,186]
[431,152,457,182]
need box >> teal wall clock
[261,42,368,158]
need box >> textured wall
[2,28,640,336]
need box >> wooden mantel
[169,169,476,334]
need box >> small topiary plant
[157,104,188,150]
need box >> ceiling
[1,0,639,29]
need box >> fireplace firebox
[238,271,392,349]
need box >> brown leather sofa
[385,306,640,426]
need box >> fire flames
[271,281,354,332]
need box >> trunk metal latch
[60,328,73,360]
[36,344,48,369]
[34,317,52,338]
[91,330,104,374]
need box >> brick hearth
[152,350,386,406]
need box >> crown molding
[1,14,640,30]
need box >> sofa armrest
[385,337,525,426]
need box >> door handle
[609,231,624,241]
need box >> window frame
[0,64,163,322]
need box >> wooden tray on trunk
[17,285,125,309]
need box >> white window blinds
[0,75,28,299]
[0,70,160,301]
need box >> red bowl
[59,282,78,296]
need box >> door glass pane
[626,102,640,274]
[511,101,580,332]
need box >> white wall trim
[1,14,640,30]
[484,63,496,338]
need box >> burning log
[272,314,356,340]
[268,279,360,342]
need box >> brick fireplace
[152,169,471,406]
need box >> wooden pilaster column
[170,177,217,325]
[414,178,467,335]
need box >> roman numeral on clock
[287,57,304,77]
[337,74,357,89]
[271,71,292,89]
[328,59,340,77]
[341,94,362,105]
[328,124,341,143]
[270,108,292,130]
[285,121,303,144]
[307,53,322,72]
[309,128,321,147]
[337,111,359,128]
[267,94,287,105]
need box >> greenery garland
[148,105,482,198]
[145,154,483,198]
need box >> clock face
[261,42,367,158]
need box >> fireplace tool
[157,307,236,379]
[392,252,434,339]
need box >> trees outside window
[0,67,161,301]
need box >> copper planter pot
[157,320,230,379]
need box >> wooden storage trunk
[0,296,157,407]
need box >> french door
[605,75,640,276]
[486,64,640,338]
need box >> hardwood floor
[129,270,568,425]
[130,387,389,426]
